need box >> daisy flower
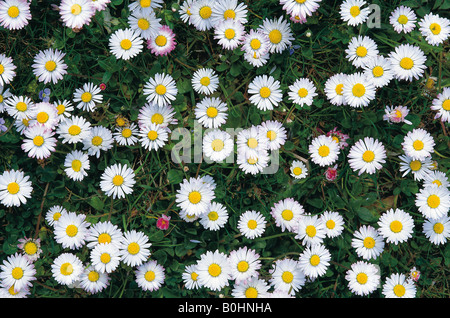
[236,125,269,160]
[351,225,385,260]
[56,115,91,144]
[90,0,110,12]
[175,176,215,216]
[119,230,152,267]
[418,13,450,46]
[423,170,449,189]
[340,0,370,27]
[345,261,380,296]
[383,105,412,125]
[290,160,308,180]
[191,68,219,96]
[271,197,305,232]
[423,215,450,245]
[415,184,450,220]
[113,123,139,146]
[228,246,261,284]
[189,0,216,31]
[389,6,417,34]
[430,87,450,123]
[202,129,234,163]
[138,102,177,129]
[0,169,33,208]
[53,99,74,122]
[99,163,136,199]
[0,253,36,293]
[32,48,68,85]
[269,258,305,295]
[0,85,12,113]
[82,125,114,158]
[213,18,246,50]
[410,267,421,282]
[237,150,270,175]
[243,50,270,68]
[4,95,34,120]
[143,73,178,107]
[109,28,144,60]
[326,127,350,149]
[298,244,331,279]
[127,9,161,40]
[345,35,379,68]
[237,210,267,239]
[128,0,163,14]
[248,74,283,111]
[17,237,42,263]
[182,264,202,290]
[64,150,90,181]
[242,29,270,59]
[294,214,327,247]
[179,0,194,25]
[59,0,95,29]
[320,211,344,238]
[0,54,16,87]
[135,260,165,292]
[0,285,30,298]
[280,0,322,20]
[347,137,386,175]
[259,16,294,54]
[287,77,317,107]
[79,266,110,294]
[309,135,340,167]
[382,273,417,298]
[51,253,83,286]
[85,220,123,249]
[324,73,347,106]
[28,102,59,130]
[194,96,228,129]
[21,125,57,160]
[231,276,270,298]
[389,44,427,82]
[377,208,414,245]
[199,201,229,231]
[210,0,248,26]
[54,211,90,250]
[147,25,177,57]
[342,72,376,108]
[90,243,121,274]
[363,55,395,88]
[138,122,169,151]
[402,128,435,161]
[0,0,31,30]
[196,249,232,291]
[45,205,67,228]
[398,154,433,181]
[260,120,287,151]
[73,82,103,112]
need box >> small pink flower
[326,127,349,149]
[383,105,412,125]
[325,164,338,181]
[99,83,107,91]
[290,13,307,24]
[156,214,171,230]
[410,267,420,282]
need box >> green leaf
[89,196,104,211]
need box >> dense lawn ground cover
[0,0,449,299]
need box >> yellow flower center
[155,35,167,47]
[60,263,74,276]
[296,0,307,3]
[298,88,308,98]
[247,219,257,229]
[200,76,210,86]
[432,180,442,187]
[11,267,24,280]
[352,83,366,97]
[269,29,282,44]
[71,159,82,172]
[224,28,235,40]
[326,219,335,229]
[191,272,198,281]
[318,145,330,157]
[100,253,111,264]
[362,150,375,163]
[245,287,258,298]
[45,60,57,72]
[400,57,414,70]
[310,255,320,266]
[52,212,61,221]
[56,104,65,115]
[429,23,441,35]
[292,167,302,176]
[68,125,81,136]
[7,182,20,194]
[112,175,124,186]
[66,224,78,237]
[427,194,440,209]
[442,99,450,111]
[356,272,368,284]
[88,271,99,282]
[223,9,236,20]
[335,83,344,95]
[24,242,38,255]
[247,138,258,149]
[206,106,218,118]
[188,191,202,204]
[356,46,368,57]
[372,66,384,77]
[211,139,224,152]
[140,0,151,8]
[199,6,212,19]
[137,18,150,30]
[8,286,18,295]
[281,271,294,283]
[127,242,140,255]
[305,225,316,237]
[412,140,424,151]
[350,6,360,17]
[81,92,92,103]
[363,237,375,249]
[237,260,249,272]
[121,128,132,138]
[98,233,112,244]
[267,130,277,141]
[16,102,27,112]
[281,209,293,221]
[208,211,218,221]
[393,284,406,297]
[71,4,82,16]
[0,64,3,75]
[208,263,221,277]
[397,15,408,25]
[120,39,132,50]
[409,160,421,171]
[332,136,340,144]
[7,6,20,18]
[145,271,156,282]
[155,84,166,95]
[150,113,163,125]
[33,136,44,147]
[259,87,271,98]
[250,39,261,50]
[247,157,258,165]
[91,136,103,146]
[390,220,403,233]
[147,130,158,141]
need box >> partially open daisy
[231,276,270,298]
[309,135,340,167]
[342,72,376,108]
[423,170,450,189]
[402,128,435,161]
[189,0,216,31]
[138,122,169,151]
[143,72,178,107]
[82,125,114,158]
[383,105,412,125]
[237,210,267,239]
[90,243,121,274]
[345,261,380,296]
[119,230,151,267]
[79,266,110,294]
[64,150,90,181]
[175,176,215,216]
[237,150,270,175]
[0,253,36,293]
[320,211,345,238]
[147,25,177,57]
[135,260,165,292]
[138,102,177,129]
[362,55,394,88]
[56,115,91,144]
[389,44,427,82]
[45,205,67,228]
[290,160,308,180]
[194,96,228,129]
[294,214,327,247]
[202,129,234,163]
[59,0,95,29]
[269,258,305,295]
[418,13,450,47]
[210,0,248,26]
[213,18,246,50]
[377,208,414,245]
[31,49,68,85]
[271,198,305,232]
[127,9,161,40]
[192,68,219,96]
[243,49,270,68]
[348,137,386,175]
[28,102,59,130]
[423,215,450,245]
[128,0,163,14]
[260,120,287,151]
[17,237,42,263]
[4,95,33,120]
[113,122,139,146]
[199,201,229,231]
[351,225,385,260]
[228,246,261,284]
[340,0,370,26]
[53,99,74,123]
[324,73,347,106]
[21,125,57,160]
[430,87,450,123]
[0,169,33,208]
[0,0,31,30]
[179,0,194,25]
[287,77,317,107]
[54,211,90,250]
[345,35,379,68]
[415,184,450,220]
[51,253,83,286]
[196,249,231,291]
[242,29,270,60]
[248,74,283,111]
[259,16,294,54]
[298,244,331,279]
[389,5,417,34]
[182,264,202,290]
[100,163,136,199]
[280,0,322,20]
[0,54,16,87]
[73,82,103,112]
[109,28,144,60]
[382,273,417,298]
